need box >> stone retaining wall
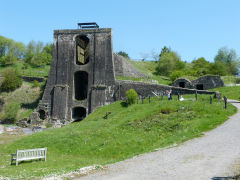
[115,80,219,100]
[22,76,45,82]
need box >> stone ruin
[172,75,224,90]
[29,23,220,127]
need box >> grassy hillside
[0,95,236,179]
[126,60,171,85]
[211,86,240,101]
[0,62,50,77]
[0,82,43,122]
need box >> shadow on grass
[21,100,39,109]
[120,101,128,108]
[212,175,240,180]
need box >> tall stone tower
[31,23,116,125]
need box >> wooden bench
[11,147,47,166]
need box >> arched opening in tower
[74,71,88,100]
[72,107,86,122]
[76,35,89,65]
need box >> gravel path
[77,102,240,180]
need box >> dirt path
[75,102,240,180]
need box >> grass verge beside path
[211,86,240,101]
[0,95,237,179]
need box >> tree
[170,70,185,81]
[117,51,130,59]
[209,61,228,76]
[1,68,22,92]
[191,57,210,76]
[159,46,171,58]
[151,49,159,61]
[24,41,53,67]
[155,51,183,76]
[214,47,239,75]
[0,36,26,65]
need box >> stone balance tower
[31,23,116,125]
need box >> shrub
[1,68,22,92]
[126,89,138,105]
[32,80,39,88]
[235,77,240,84]
[5,102,21,123]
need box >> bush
[1,68,22,92]
[235,77,240,84]
[5,102,20,123]
[126,89,138,105]
[32,80,39,88]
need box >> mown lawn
[0,95,237,179]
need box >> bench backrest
[16,148,47,160]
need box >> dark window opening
[72,107,86,122]
[179,82,185,88]
[74,71,88,100]
[196,84,204,90]
[38,110,47,120]
[76,35,89,65]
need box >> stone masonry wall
[115,80,218,100]
[113,54,147,78]
[192,75,224,90]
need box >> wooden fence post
[224,96,227,109]
[210,96,212,104]
[149,96,150,104]
[195,91,197,101]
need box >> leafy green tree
[43,43,53,56]
[159,46,171,58]
[1,68,22,92]
[155,51,182,76]
[170,70,185,81]
[209,61,228,76]
[191,57,210,76]
[0,36,26,65]
[24,41,52,66]
[117,51,130,59]
[214,47,239,75]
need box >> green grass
[0,95,236,179]
[0,62,50,77]
[0,82,43,122]
[211,86,240,101]
[121,60,171,85]
[221,76,239,85]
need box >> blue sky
[0,0,239,62]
